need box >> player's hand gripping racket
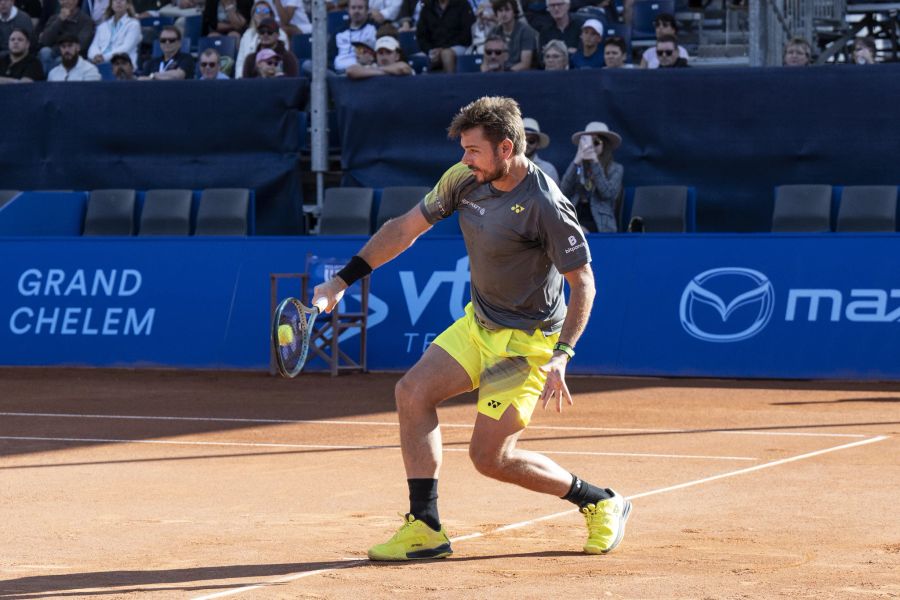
[272,297,328,378]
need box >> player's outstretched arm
[312,206,433,312]
[540,263,596,412]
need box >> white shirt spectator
[281,0,312,33]
[641,44,688,69]
[333,22,376,71]
[48,56,102,80]
[369,0,402,22]
[88,13,141,65]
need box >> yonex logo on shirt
[511,204,524,213]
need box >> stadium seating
[198,36,237,61]
[457,54,483,72]
[183,15,202,52]
[627,185,693,232]
[83,189,136,236]
[771,184,833,232]
[327,10,349,34]
[139,189,193,235]
[292,33,312,61]
[631,0,675,39]
[97,62,115,81]
[836,185,897,232]
[407,54,429,74]
[195,188,251,235]
[396,31,420,56]
[376,186,430,230]
[318,187,373,234]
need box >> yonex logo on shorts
[680,267,775,343]
[487,400,501,408]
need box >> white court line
[189,434,889,600]
[0,412,868,438]
[0,436,755,461]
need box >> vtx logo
[680,267,775,343]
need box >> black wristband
[553,342,575,361]
[335,255,372,286]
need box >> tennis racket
[272,297,328,378]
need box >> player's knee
[394,374,421,413]
[469,442,504,479]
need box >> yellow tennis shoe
[367,514,453,561]
[581,490,632,554]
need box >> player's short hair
[447,96,525,156]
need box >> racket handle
[313,297,328,314]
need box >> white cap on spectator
[582,19,604,37]
[375,36,400,52]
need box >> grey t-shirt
[419,161,591,333]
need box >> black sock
[562,474,612,508]
[408,478,441,531]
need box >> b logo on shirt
[568,235,577,246]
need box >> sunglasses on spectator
[255,6,270,12]
[200,61,217,67]
[263,60,279,66]
[484,49,506,56]
[657,49,675,56]
[547,2,566,6]
[159,37,179,43]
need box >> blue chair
[151,37,191,58]
[456,54,483,72]
[97,61,115,81]
[292,33,312,61]
[198,35,237,60]
[631,0,674,39]
[140,15,176,29]
[183,15,202,51]
[327,10,348,34]
[407,53,428,73]
[396,30,419,56]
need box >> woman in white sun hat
[560,121,624,233]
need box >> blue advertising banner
[0,235,898,379]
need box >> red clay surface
[1,368,898,599]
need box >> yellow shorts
[432,303,558,427]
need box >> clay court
[1,368,897,599]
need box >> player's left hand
[539,353,573,413]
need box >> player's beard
[471,149,509,183]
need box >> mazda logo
[680,268,775,342]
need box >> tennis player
[313,96,631,560]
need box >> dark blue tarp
[0,78,308,234]
[331,65,900,232]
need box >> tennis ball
[278,324,294,346]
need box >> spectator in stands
[656,34,688,68]
[782,36,811,67]
[538,0,581,54]
[541,38,568,70]
[83,0,111,25]
[110,50,135,78]
[0,27,44,82]
[395,0,420,32]
[523,117,559,184]
[255,46,282,76]
[852,36,875,64]
[602,36,630,68]
[88,0,141,66]
[13,0,38,28]
[202,0,251,40]
[368,0,401,26]
[0,0,33,54]
[157,0,205,21]
[198,47,230,78]
[236,0,290,78]
[271,0,311,35]
[561,121,624,233]
[141,24,194,78]
[48,32,102,79]
[479,33,508,71]
[333,0,377,72]
[347,35,413,77]
[639,13,688,68]
[469,0,495,55]
[490,0,537,71]
[417,0,473,73]
[570,18,603,69]
[38,0,95,76]
[242,17,299,76]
